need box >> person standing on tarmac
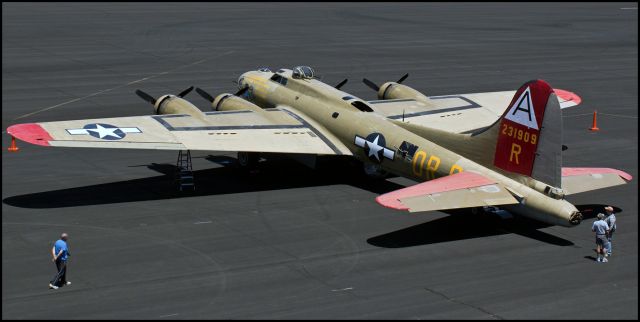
[604,206,617,256]
[591,213,610,263]
[49,233,71,289]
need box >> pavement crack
[423,287,504,320]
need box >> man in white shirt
[592,213,610,263]
[604,206,616,256]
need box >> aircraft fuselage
[240,69,582,227]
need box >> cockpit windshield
[292,66,315,79]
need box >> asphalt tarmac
[2,2,637,319]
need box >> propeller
[397,73,409,84]
[235,86,249,97]
[195,87,215,102]
[362,78,380,92]
[135,86,194,105]
[195,86,249,103]
[362,73,409,92]
[177,86,194,98]
[135,90,156,105]
[335,79,348,90]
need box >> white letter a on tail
[504,87,539,130]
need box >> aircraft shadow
[4,155,620,247]
[2,156,403,209]
[367,204,623,247]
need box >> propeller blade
[362,78,380,92]
[195,87,215,102]
[397,73,409,84]
[235,86,249,97]
[177,86,194,98]
[135,90,156,105]
[335,79,348,90]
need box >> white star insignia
[87,124,121,139]
[366,135,384,161]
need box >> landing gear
[237,152,260,170]
[362,162,389,179]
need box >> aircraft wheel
[238,152,259,168]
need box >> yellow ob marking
[412,150,463,179]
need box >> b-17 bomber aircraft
[7,66,633,227]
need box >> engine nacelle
[378,82,432,105]
[154,95,204,117]
[212,93,264,113]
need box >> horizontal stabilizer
[376,171,519,212]
[562,167,633,195]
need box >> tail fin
[492,79,562,186]
[390,80,563,186]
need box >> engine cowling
[212,93,264,113]
[154,95,204,117]
[378,82,431,105]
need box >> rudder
[493,79,562,187]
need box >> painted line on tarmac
[12,51,234,121]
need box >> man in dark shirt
[49,233,71,289]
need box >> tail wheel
[238,152,259,168]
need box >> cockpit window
[342,96,354,101]
[258,67,271,72]
[270,74,288,86]
[351,101,374,112]
[292,66,315,79]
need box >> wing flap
[376,171,519,212]
[562,167,633,195]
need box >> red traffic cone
[589,111,600,131]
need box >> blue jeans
[605,230,614,254]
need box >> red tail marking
[494,80,554,176]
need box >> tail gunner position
[7,66,632,228]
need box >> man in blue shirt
[591,214,610,263]
[49,233,71,289]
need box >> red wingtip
[554,88,582,107]
[562,167,633,182]
[6,123,53,146]
[375,195,410,211]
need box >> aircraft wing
[561,168,633,195]
[368,89,581,134]
[376,171,519,212]
[7,108,352,155]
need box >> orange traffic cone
[8,136,19,152]
[589,111,600,131]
